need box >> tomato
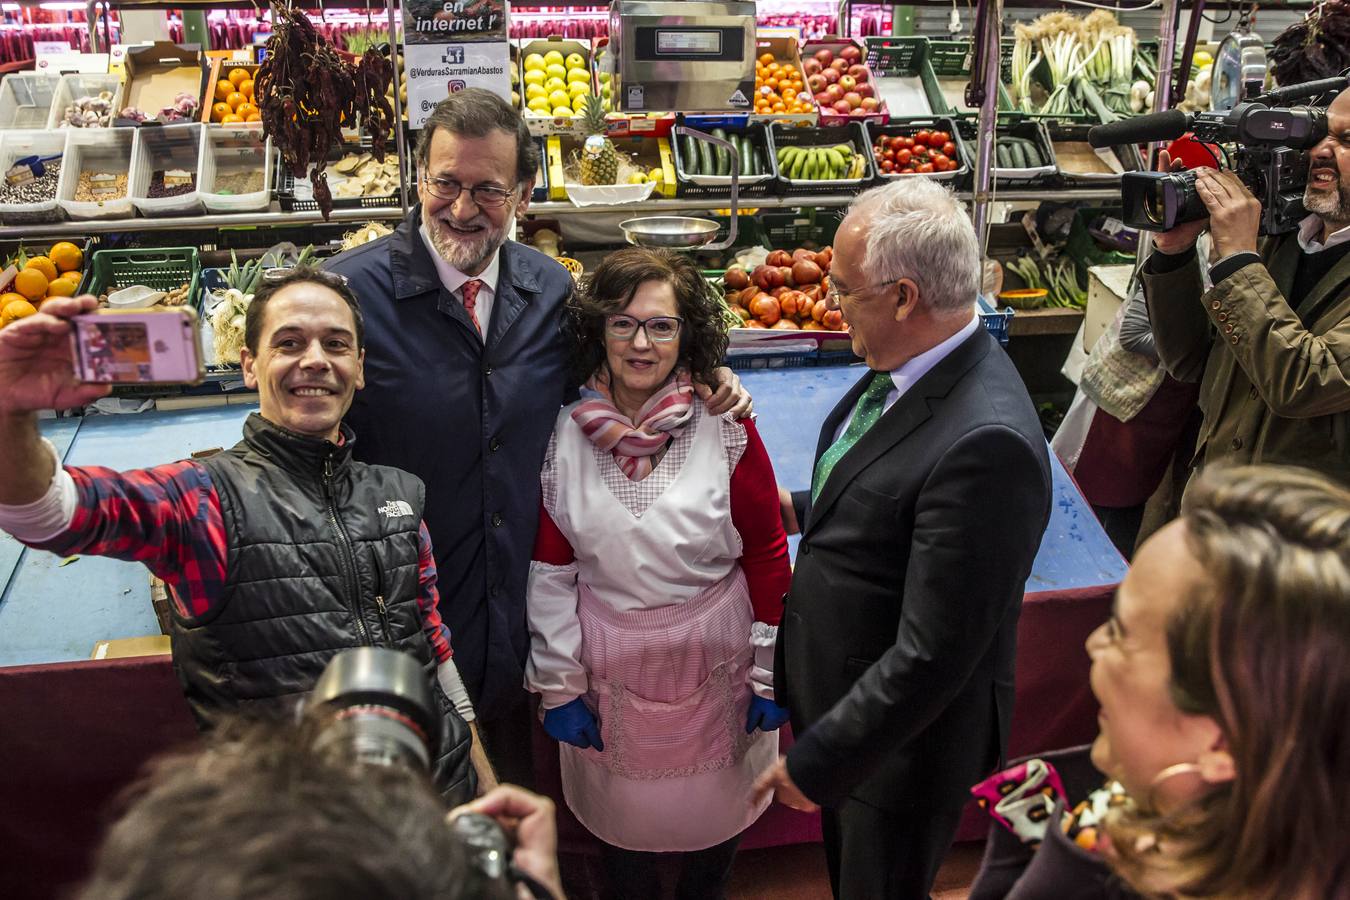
[914,129,931,145]
[895,148,911,166]
[930,130,950,146]
[930,152,947,167]
[942,141,957,158]
[917,162,934,173]
[880,159,894,172]
[899,136,914,150]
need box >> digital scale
[609,0,757,113]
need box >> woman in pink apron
[526,248,792,899]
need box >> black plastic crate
[757,208,845,249]
[768,122,874,197]
[672,121,777,200]
[955,116,1056,188]
[275,144,403,213]
[863,36,950,117]
[866,116,969,184]
[1046,120,1138,187]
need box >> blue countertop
[0,368,1126,667]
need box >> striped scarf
[572,369,694,481]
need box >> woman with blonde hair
[971,464,1350,899]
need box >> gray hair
[847,179,981,315]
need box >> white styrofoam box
[199,125,272,214]
[1085,264,1135,353]
[57,126,138,221]
[0,73,61,130]
[47,73,123,130]
[0,130,68,225]
[130,122,205,217]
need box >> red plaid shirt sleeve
[28,460,226,618]
[417,521,453,664]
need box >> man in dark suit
[754,179,1053,899]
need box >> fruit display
[0,241,86,328]
[680,130,769,178]
[121,92,200,124]
[594,44,613,112]
[522,47,592,119]
[58,93,116,128]
[776,141,867,181]
[211,67,259,124]
[871,126,961,176]
[721,247,844,331]
[802,43,883,121]
[1003,255,1087,309]
[576,96,619,185]
[753,47,814,117]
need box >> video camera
[1087,74,1350,234]
[307,648,554,900]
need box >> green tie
[811,371,893,502]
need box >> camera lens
[1143,179,1170,226]
[307,647,439,771]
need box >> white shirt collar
[884,314,980,403]
[418,224,502,295]
[1296,214,1350,253]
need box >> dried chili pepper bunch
[1271,0,1350,88]
[255,3,395,218]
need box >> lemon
[527,97,551,113]
[526,83,548,100]
[565,53,586,70]
[568,82,589,99]
[543,50,565,66]
[551,107,573,118]
[523,68,545,87]
[524,54,546,71]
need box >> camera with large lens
[1090,75,1347,234]
[305,648,549,900]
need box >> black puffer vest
[172,414,473,804]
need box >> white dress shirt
[419,224,501,334]
[1296,214,1350,253]
[835,315,981,441]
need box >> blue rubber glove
[543,697,604,751]
[745,695,791,733]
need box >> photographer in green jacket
[1143,89,1350,485]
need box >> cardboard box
[750,36,816,127]
[201,58,259,124]
[1085,264,1134,352]
[802,37,889,126]
[546,133,674,201]
[519,37,592,136]
[90,635,171,660]
[120,42,206,124]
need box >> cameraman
[0,272,492,803]
[76,720,565,900]
[1143,90,1350,484]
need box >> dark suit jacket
[777,327,1052,814]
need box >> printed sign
[402,41,511,129]
[403,0,507,45]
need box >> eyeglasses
[824,277,900,308]
[605,315,683,343]
[421,174,516,208]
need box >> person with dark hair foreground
[325,89,751,786]
[0,268,486,803]
[971,465,1350,900]
[76,721,565,900]
[524,248,791,899]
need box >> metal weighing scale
[609,1,755,252]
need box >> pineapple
[577,94,618,186]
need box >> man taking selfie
[0,270,489,804]
[1143,88,1350,484]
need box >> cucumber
[996,142,1011,168]
[698,138,715,179]
[682,134,700,175]
[739,135,754,178]
[754,148,766,177]
[712,128,731,176]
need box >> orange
[758,52,774,66]
[212,101,232,122]
[1,298,37,326]
[23,255,57,282]
[236,102,259,119]
[228,67,249,87]
[226,91,247,111]
[245,112,262,123]
[0,291,27,308]
[44,277,77,298]
[215,79,234,101]
[239,79,254,99]
[49,241,82,273]
[221,113,244,125]
[13,268,47,302]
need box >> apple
[815,93,832,107]
[838,74,857,92]
[840,45,862,64]
[833,99,853,115]
[807,73,827,93]
[802,58,822,76]
[814,48,834,66]
[844,91,862,109]
[854,82,875,99]
[860,97,881,112]
[847,64,869,81]
[831,58,849,73]
[822,67,841,85]
[824,84,844,103]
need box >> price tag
[164,169,194,187]
[90,173,120,198]
[5,164,35,186]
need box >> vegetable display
[777,143,866,180]
[1004,255,1087,309]
[995,136,1049,169]
[872,128,959,175]
[681,130,768,177]
[721,247,844,330]
[1271,0,1350,87]
[255,3,394,220]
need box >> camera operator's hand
[1152,150,1211,256]
[1194,168,1262,261]
[454,785,565,900]
[0,296,110,416]
[542,697,603,751]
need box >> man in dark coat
[756,179,1053,898]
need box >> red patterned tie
[461,279,484,335]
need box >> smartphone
[71,307,205,386]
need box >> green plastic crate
[79,247,201,310]
[864,37,952,117]
[928,39,1014,113]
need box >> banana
[788,148,805,180]
[802,149,817,180]
[833,144,855,157]
[821,149,844,176]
